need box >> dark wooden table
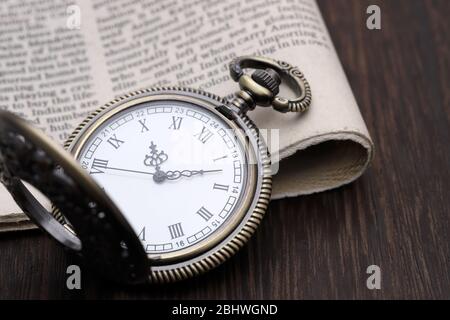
[0,0,448,299]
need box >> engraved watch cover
[0,111,149,284]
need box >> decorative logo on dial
[143,141,168,169]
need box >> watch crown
[251,68,281,95]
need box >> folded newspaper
[0,0,373,232]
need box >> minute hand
[165,169,222,181]
[103,166,154,176]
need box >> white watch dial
[77,101,248,256]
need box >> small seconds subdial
[77,101,248,257]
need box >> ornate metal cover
[0,111,149,284]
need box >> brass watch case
[53,87,272,283]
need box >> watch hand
[164,169,223,181]
[102,166,221,183]
[104,166,155,176]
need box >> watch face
[74,97,254,262]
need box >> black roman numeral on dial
[139,119,149,132]
[169,116,183,130]
[168,223,184,239]
[90,158,108,174]
[194,126,213,143]
[107,134,125,149]
[196,206,213,221]
[213,183,229,192]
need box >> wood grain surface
[0,0,448,299]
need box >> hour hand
[164,169,223,181]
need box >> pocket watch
[0,56,311,284]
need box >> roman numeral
[168,223,184,239]
[169,116,183,130]
[107,134,125,149]
[196,206,213,221]
[139,119,149,132]
[194,126,213,144]
[90,158,108,174]
[213,183,229,192]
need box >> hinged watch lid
[0,111,149,284]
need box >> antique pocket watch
[0,56,311,284]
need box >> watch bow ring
[229,56,312,113]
